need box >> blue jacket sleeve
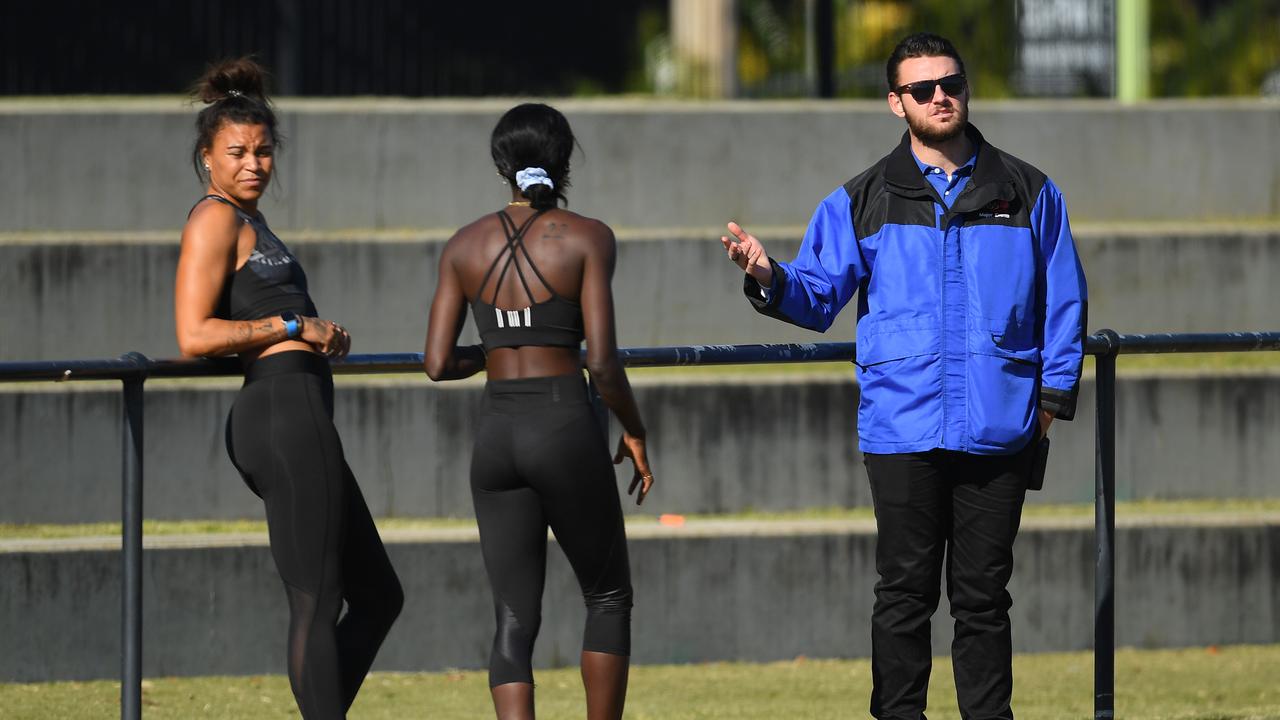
[744,187,868,333]
[1032,178,1088,421]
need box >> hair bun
[189,57,282,182]
[193,57,269,104]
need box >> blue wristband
[281,312,301,339]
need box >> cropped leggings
[471,374,633,687]
[226,351,403,719]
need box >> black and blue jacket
[748,125,1088,454]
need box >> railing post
[119,352,148,720]
[1094,330,1120,719]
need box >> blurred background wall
[3,0,1277,100]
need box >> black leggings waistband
[243,350,332,384]
[483,373,590,412]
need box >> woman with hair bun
[424,102,654,720]
[173,57,402,719]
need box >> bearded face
[904,93,968,142]
[889,55,970,144]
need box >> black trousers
[864,435,1036,720]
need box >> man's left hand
[1039,409,1054,435]
[721,221,774,288]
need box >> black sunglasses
[895,73,967,103]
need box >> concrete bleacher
[4,514,1277,682]
[2,98,1277,234]
[5,371,1280,524]
[5,225,1280,361]
[2,99,1278,681]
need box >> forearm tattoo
[222,319,281,352]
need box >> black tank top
[470,210,585,351]
[190,195,317,322]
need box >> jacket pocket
[968,329,1041,366]
[966,330,1039,449]
[854,328,942,446]
[854,327,939,369]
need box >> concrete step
[2,99,1277,233]
[3,371,1279,524]
[3,513,1276,681]
[4,225,1280,361]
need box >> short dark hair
[490,103,575,210]
[189,57,281,183]
[886,33,966,89]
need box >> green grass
[1091,352,1280,373]
[2,645,1277,719]
[4,499,1279,541]
[4,499,1280,542]
[0,517,476,541]
[684,497,1280,523]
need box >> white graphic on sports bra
[494,307,534,329]
[247,245,295,268]
[242,218,300,287]
[482,211,557,333]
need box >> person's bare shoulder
[182,198,243,253]
[442,213,500,258]
[185,197,241,232]
[552,209,615,253]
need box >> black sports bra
[470,210,585,351]
[189,195,317,322]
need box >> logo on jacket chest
[976,198,1014,219]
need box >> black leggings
[471,374,633,687]
[226,351,403,719]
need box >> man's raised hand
[721,221,774,288]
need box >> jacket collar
[883,124,1016,210]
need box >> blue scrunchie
[515,167,554,192]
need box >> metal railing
[3,330,1280,720]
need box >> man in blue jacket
[721,33,1087,719]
